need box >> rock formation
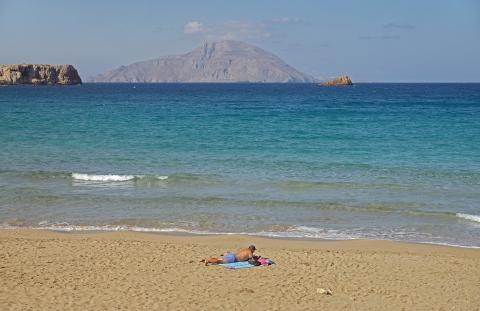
[321,75,353,86]
[0,64,82,85]
[92,40,314,83]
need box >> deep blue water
[0,83,479,247]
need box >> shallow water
[1,83,479,247]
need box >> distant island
[91,40,315,83]
[0,64,82,85]
[0,44,352,85]
[321,75,353,86]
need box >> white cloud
[183,21,206,35]
[182,20,270,41]
[182,17,302,42]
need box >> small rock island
[321,75,353,86]
[0,64,82,85]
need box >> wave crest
[71,173,168,182]
[456,213,480,223]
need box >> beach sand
[0,230,479,310]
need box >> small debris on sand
[316,288,333,295]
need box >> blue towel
[220,261,255,269]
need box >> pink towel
[258,258,271,266]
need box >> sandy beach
[0,230,478,310]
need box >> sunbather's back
[235,245,256,261]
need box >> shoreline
[1,229,479,310]
[3,228,480,254]
[1,226,479,250]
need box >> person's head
[248,245,256,253]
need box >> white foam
[279,225,359,240]
[456,213,480,223]
[1,223,479,249]
[31,224,234,237]
[0,223,387,241]
[72,173,136,182]
[71,173,168,182]
[42,224,192,233]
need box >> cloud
[183,21,206,35]
[382,22,415,30]
[269,17,302,24]
[183,20,271,41]
[182,17,302,42]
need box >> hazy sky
[1,0,479,82]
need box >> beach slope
[0,230,479,310]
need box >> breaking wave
[456,213,480,223]
[71,173,168,182]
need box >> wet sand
[0,229,479,310]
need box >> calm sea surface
[0,83,479,247]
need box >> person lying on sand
[202,245,257,266]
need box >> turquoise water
[1,83,479,247]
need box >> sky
[0,0,479,82]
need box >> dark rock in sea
[321,75,353,86]
[0,64,82,85]
[92,40,315,83]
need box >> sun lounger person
[202,245,257,266]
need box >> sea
[1,83,479,248]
